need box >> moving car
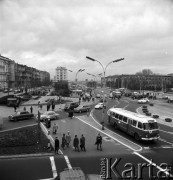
[64,102,79,111]
[138,98,150,104]
[74,105,90,113]
[95,103,104,109]
[36,111,59,121]
[8,111,34,121]
[168,97,173,103]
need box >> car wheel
[134,133,140,141]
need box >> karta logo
[100,158,173,179]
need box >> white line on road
[50,156,57,179]
[159,138,173,145]
[64,155,73,169]
[160,129,173,135]
[133,151,173,178]
[121,99,129,109]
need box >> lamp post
[75,69,85,82]
[86,56,125,130]
[86,56,124,88]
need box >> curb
[0,153,55,159]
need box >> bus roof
[108,108,157,123]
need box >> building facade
[54,67,67,82]
[102,74,173,91]
[0,54,50,89]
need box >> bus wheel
[114,123,118,129]
[134,133,140,141]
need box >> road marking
[64,155,73,169]
[159,138,173,145]
[144,146,173,150]
[77,114,142,152]
[121,99,129,109]
[133,151,173,178]
[50,156,57,179]
[160,129,173,135]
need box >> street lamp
[75,69,85,82]
[86,56,124,88]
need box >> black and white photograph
[0,0,173,179]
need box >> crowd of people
[53,132,103,154]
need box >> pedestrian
[23,106,26,111]
[30,106,33,114]
[95,133,102,151]
[61,133,66,150]
[53,123,58,134]
[73,135,80,152]
[14,104,17,112]
[66,131,71,148]
[40,104,43,110]
[55,137,60,154]
[80,134,86,151]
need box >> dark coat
[55,139,59,148]
[80,136,85,145]
[73,137,79,147]
[96,135,102,144]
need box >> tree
[136,69,153,76]
[54,81,71,97]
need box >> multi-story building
[54,67,67,82]
[0,54,50,89]
[102,74,173,91]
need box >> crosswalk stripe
[50,156,57,178]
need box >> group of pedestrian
[54,132,103,154]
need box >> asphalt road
[1,88,173,180]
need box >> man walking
[73,135,80,152]
[61,134,66,150]
[30,106,33,114]
[55,137,59,154]
[66,131,71,148]
[95,133,102,151]
[80,134,86,151]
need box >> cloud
[1,0,173,80]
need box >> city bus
[107,108,160,141]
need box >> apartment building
[54,67,67,82]
[0,54,50,89]
[102,74,173,91]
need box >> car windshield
[143,122,158,130]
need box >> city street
[1,90,173,180]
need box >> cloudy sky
[1,0,173,80]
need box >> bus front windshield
[143,122,158,130]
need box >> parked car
[95,103,104,109]
[36,111,60,121]
[64,102,79,111]
[3,89,8,93]
[167,97,173,103]
[8,111,34,121]
[96,94,101,98]
[74,105,90,113]
[138,98,150,104]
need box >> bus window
[119,115,123,120]
[115,113,119,119]
[138,122,143,129]
[132,120,137,127]
[128,119,132,125]
[123,116,128,123]
[143,122,158,130]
